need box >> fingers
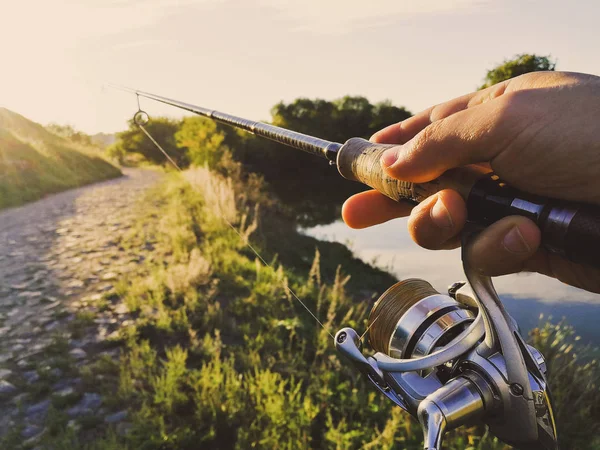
[465,216,541,276]
[371,81,510,145]
[342,189,468,249]
[407,189,467,250]
[371,94,473,145]
[380,96,526,183]
[342,190,413,229]
[370,81,522,184]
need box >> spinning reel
[335,250,558,449]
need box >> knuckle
[497,90,527,112]
[410,119,444,156]
[469,82,508,107]
[518,70,582,88]
[428,103,447,122]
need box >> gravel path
[0,168,162,444]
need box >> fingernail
[381,148,398,168]
[430,197,453,229]
[503,226,531,253]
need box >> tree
[46,123,94,147]
[270,98,338,141]
[332,96,375,141]
[370,101,411,136]
[175,116,229,168]
[113,117,186,167]
[269,96,410,143]
[105,142,127,164]
[479,54,556,90]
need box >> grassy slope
[0,108,121,209]
[13,167,598,450]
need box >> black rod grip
[564,205,600,267]
[337,137,600,269]
[468,174,600,268]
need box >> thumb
[465,216,541,276]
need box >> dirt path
[0,168,162,443]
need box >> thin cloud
[258,0,489,33]
[0,0,221,52]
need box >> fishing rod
[109,84,600,270]
[110,85,564,449]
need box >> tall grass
[185,167,238,224]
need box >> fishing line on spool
[360,313,380,342]
[131,104,337,340]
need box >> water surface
[304,217,600,346]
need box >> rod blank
[108,84,341,161]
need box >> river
[304,217,600,346]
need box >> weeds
[69,311,96,339]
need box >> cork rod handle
[336,138,478,203]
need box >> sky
[1,0,599,134]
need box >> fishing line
[367,279,438,354]
[133,110,334,340]
[359,313,379,342]
[138,125,182,171]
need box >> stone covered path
[0,168,162,444]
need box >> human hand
[342,71,600,293]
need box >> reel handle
[336,137,600,268]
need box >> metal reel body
[462,348,558,450]
[335,271,558,450]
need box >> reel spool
[368,279,475,359]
